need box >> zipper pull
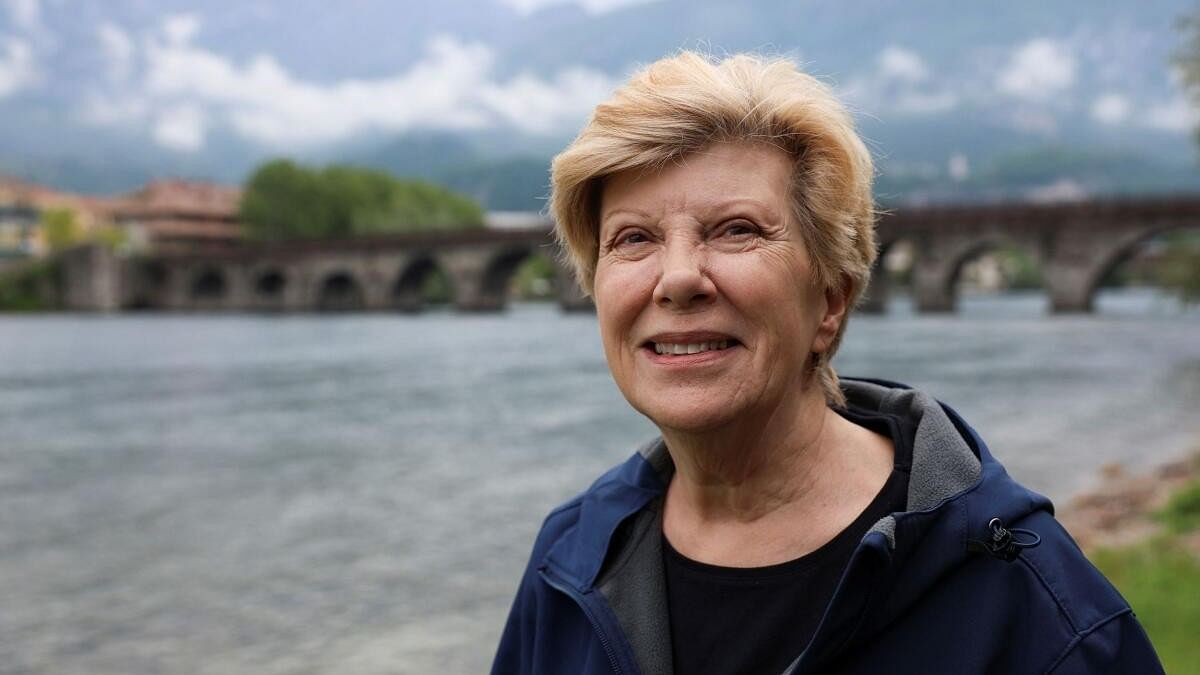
[967,517,1042,562]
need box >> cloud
[1142,97,1199,133]
[878,46,928,83]
[0,37,35,97]
[82,16,618,151]
[841,46,956,115]
[1008,107,1059,135]
[1026,178,1087,203]
[3,0,39,31]
[479,67,618,133]
[1090,93,1129,125]
[152,103,206,151]
[947,153,969,182]
[162,13,201,45]
[497,0,661,15]
[97,22,135,82]
[997,38,1075,100]
[893,90,958,114]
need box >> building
[0,177,109,261]
[106,179,243,253]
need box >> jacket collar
[540,378,1051,674]
[542,437,670,590]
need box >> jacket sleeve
[490,557,539,675]
[1047,611,1165,675]
[490,505,579,675]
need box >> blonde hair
[551,51,877,406]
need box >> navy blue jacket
[491,380,1164,674]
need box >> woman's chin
[636,400,742,435]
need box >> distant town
[0,176,243,263]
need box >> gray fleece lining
[595,496,674,675]
[843,380,983,549]
[866,515,897,548]
[638,438,674,483]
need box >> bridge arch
[1078,221,1200,313]
[452,246,539,312]
[126,259,169,310]
[253,267,288,310]
[392,254,455,311]
[860,237,916,314]
[190,266,228,303]
[316,270,366,311]
[914,236,1043,313]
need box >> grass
[1159,479,1200,534]
[1089,476,1200,675]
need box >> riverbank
[1058,445,1200,674]
[1058,446,1200,551]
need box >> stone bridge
[63,227,591,313]
[59,195,1200,314]
[862,195,1200,312]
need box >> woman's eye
[617,231,649,246]
[720,220,758,238]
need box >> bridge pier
[1044,260,1096,313]
[440,250,506,312]
[61,244,122,311]
[857,270,888,314]
[912,263,955,313]
[554,261,594,311]
[1041,224,1111,314]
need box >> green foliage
[239,159,485,241]
[511,253,556,301]
[0,260,60,311]
[88,224,128,249]
[421,267,454,305]
[1156,246,1200,304]
[995,246,1043,290]
[1158,478,1200,534]
[39,208,127,252]
[40,207,79,251]
[1090,536,1200,674]
[1089,474,1200,674]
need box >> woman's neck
[660,390,894,567]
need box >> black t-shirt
[663,406,914,675]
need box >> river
[1,289,1198,674]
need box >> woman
[492,52,1163,675]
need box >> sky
[0,0,1196,186]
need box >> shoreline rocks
[1057,448,1199,552]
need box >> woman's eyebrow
[599,208,651,229]
[698,198,781,221]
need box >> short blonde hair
[550,51,877,406]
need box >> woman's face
[593,141,845,433]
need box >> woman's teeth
[653,340,731,355]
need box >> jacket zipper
[540,568,627,675]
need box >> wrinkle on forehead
[599,141,794,231]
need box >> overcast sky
[0,0,1194,156]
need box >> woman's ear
[812,277,851,354]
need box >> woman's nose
[652,239,715,310]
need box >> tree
[239,159,485,240]
[1167,12,1200,304]
[40,207,79,251]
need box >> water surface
[1,290,1197,674]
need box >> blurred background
[1,1,1199,673]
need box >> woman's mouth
[650,340,736,355]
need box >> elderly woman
[492,52,1162,675]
